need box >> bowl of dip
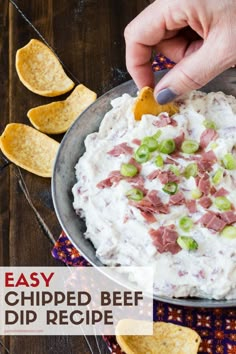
[52,68,236,307]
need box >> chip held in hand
[0,123,60,177]
[27,84,97,134]
[133,86,179,121]
[16,39,75,97]
[116,319,201,354]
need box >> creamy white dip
[72,90,236,300]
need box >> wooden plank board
[2,0,152,353]
[8,0,61,263]
[0,2,11,354]
[7,1,90,352]
[0,0,10,267]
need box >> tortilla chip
[133,87,179,121]
[27,84,97,134]
[16,39,75,97]
[0,123,59,177]
[116,320,201,354]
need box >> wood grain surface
[0,1,151,353]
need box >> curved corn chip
[116,320,201,354]
[27,84,97,134]
[133,86,179,121]
[0,123,59,177]
[16,39,75,97]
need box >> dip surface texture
[72,91,236,299]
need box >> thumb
[154,41,230,104]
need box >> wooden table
[0,0,152,353]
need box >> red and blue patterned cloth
[52,55,236,354]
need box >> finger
[124,1,185,88]
[155,37,203,63]
[154,37,232,104]
[125,42,155,88]
[126,35,203,89]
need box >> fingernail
[156,88,177,105]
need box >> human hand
[124,0,236,104]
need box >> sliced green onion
[214,196,231,211]
[126,188,143,201]
[179,216,193,232]
[169,165,180,176]
[191,188,202,199]
[155,155,164,167]
[134,144,150,163]
[152,130,162,140]
[181,140,199,154]
[159,139,176,154]
[212,168,223,185]
[222,153,236,170]
[209,142,218,149]
[162,182,178,195]
[177,236,198,251]
[120,163,138,177]
[184,163,198,178]
[142,137,159,152]
[221,226,236,239]
[203,120,217,130]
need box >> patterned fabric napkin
[52,232,236,354]
[52,56,236,354]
